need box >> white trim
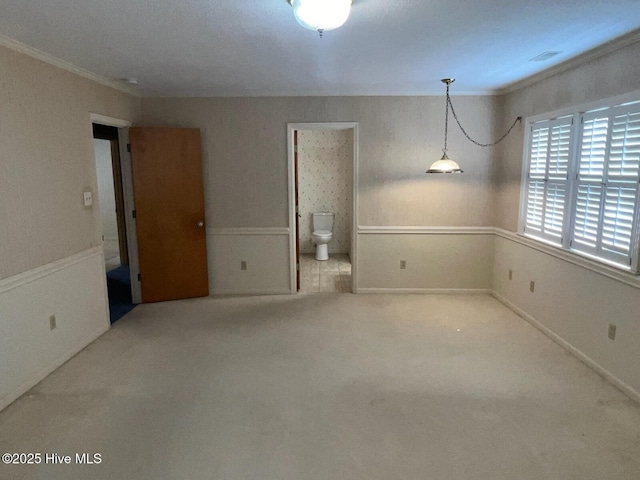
[0,247,102,295]
[90,113,132,128]
[498,29,640,95]
[495,228,640,289]
[358,288,492,295]
[491,290,640,404]
[0,34,139,97]
[358,226,494,235]
[116,127,142,304]
[288,122,359,295]
[207,227,290,236]
[211,289,292,296]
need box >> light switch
[83,191,93,207]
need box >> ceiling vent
[529,51,562,62]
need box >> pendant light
[427,79,462,173]
[288,0,352,37]
[427,78,522,174]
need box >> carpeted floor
[0,294,639,479]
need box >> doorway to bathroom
[287,123,358,293]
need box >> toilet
[311,212,334,261]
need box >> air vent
[530,51,562,62]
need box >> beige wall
[491,39,640,401]
[140,95,498,292]
[495,40,640,232]
[0,45,139,410]
[140,95,498,229]
[0,45,140,280]
[298,129,353,254]
[493,234,640,400]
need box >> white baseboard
[491,290,640,405]
[212,289,292,296]
[357,288,492,295]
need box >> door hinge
[132,210,136,219]
[127,143,131,153]
[137,273,142,282]
[296,263,300,271]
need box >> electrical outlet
[83,191,93,207]
[509,269,513,280]
[241,260,247,271]
[608,323,617,340]
[49,314,57,330]
[400,260,406,270]
[529,281,535,293]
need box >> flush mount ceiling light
[427,78,522,174]
[288,0,353,37]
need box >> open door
[294,130,301,291]
[129,127,209,303]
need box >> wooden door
[129,127,209,303]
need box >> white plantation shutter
[523,117,572,243]
[570,103,640,267]
[525,180,545,230]
[602,187,635,255]
[579,115,608,179]
[521,100,640,272]
[608,109,640,179]
[572,184,602,252]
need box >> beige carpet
[1,294,639,479]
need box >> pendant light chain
[446,90,521,148]
[443,81,450,154]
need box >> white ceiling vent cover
[530,51,562,62]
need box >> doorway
[288,123,359,293]
[93,123,136,323]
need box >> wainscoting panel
[493,233,640,402]
[356,227,494,291]
[0,247,110,411]
[207,228,291,295]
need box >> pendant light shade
[427,153,463,174]
[290,0,352,33]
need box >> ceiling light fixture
[288,0,352,38]
[427,78,522,174]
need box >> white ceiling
[1,0,640,97]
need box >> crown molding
[497,28,640,96]
[0,34,139,97]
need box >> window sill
[495,229,640,290]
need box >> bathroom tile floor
[300,253,351,293]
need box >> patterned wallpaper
[298,129,353,254]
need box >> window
[521,100,640,273]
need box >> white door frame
[89,113,141,305]
[287,122,359,293]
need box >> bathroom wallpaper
[297,129,353,254]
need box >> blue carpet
[106,265,136,324]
